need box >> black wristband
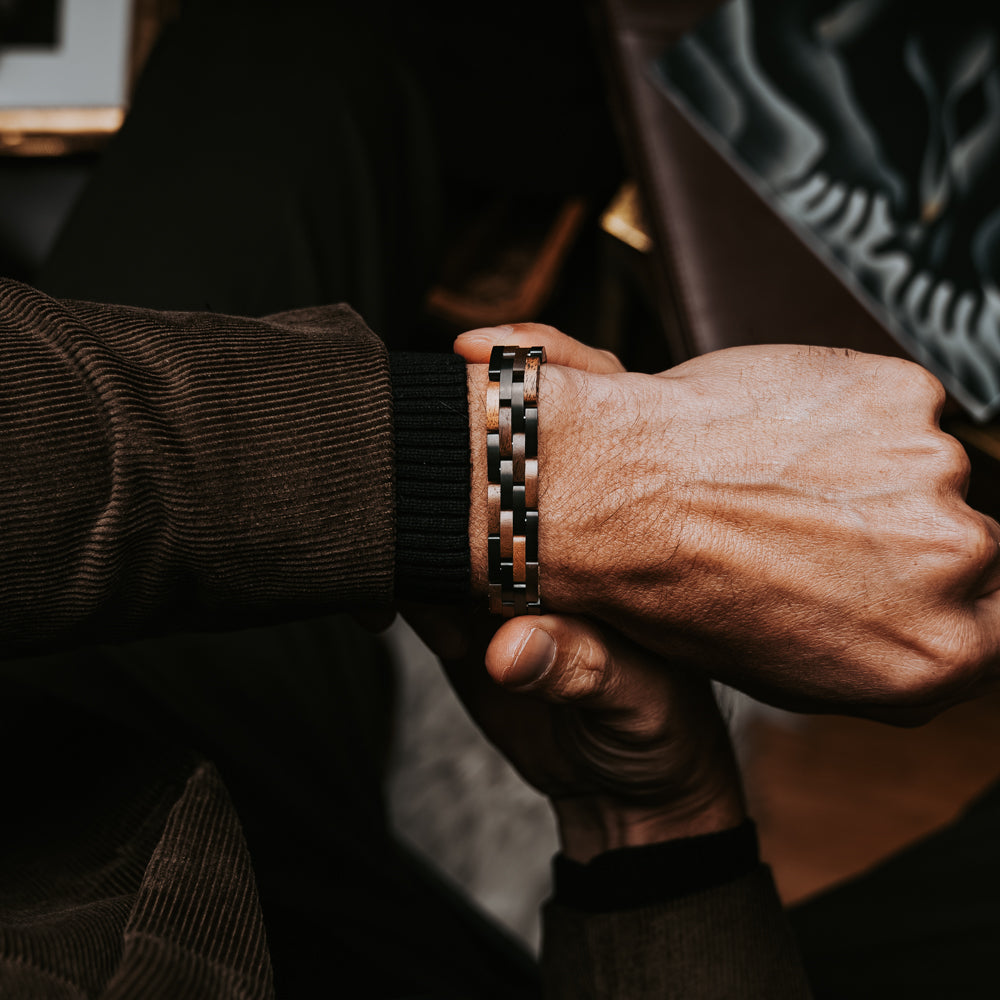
[389,352,470,603]
[552,820,760,913]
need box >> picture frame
[0,0,177,156]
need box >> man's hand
[413,606,744,863]
[458,326,1000,721]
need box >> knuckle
[926,513,995,577]
[886,660,950,707]
[594,348,626,373]
[553,633,611,702]
[896,359,946,407]
[959,519,998,576]
[890,623,982,706]
[929,432,971,485]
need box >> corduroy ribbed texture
[102,761,274,1000]
[0,753,274,999]
[0,750,191,999]
[0,279,395,655]
[542,865,814,999]
[389,351,471,602]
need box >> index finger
[455,324,626,373]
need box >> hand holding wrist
[481,613,746,864]
[460,331,745,863]
[464,328,1000,721]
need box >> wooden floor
[742,691,1000,905]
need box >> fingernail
[509,628,557,688]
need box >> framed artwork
[0,0,177,155]
[655,0,1000,421]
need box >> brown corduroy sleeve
[0,747,276,1000]
[0,278,395,655]
[541,866,814,999]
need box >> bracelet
[487,345,546,617]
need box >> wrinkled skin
[458,326,1000,722]
[402,325,1000,857]
[406,603,744,861]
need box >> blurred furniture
[594,0,1000,485]
[424,194,588,331]
[594,0,901,363]
[0,0,179,279]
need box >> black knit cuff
[552,820,760,913]
[389,352,471,603]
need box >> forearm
[0,279,396,654]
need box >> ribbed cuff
[552,820,760,913]
[389,352,471,603]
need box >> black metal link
[487,432,500,483]
[512,379,525,432]
[500,459,514,507]
[512,484,526,533]
[525,509,538,559]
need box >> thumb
[485,614,647,709]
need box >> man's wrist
[468,359,623,614]
[469,356,709,641]
[553,777,748,864]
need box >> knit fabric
[552,820,761,912]
[542,865,813,1000]
[389,352,470,602]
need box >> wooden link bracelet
[487,345,545,616]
